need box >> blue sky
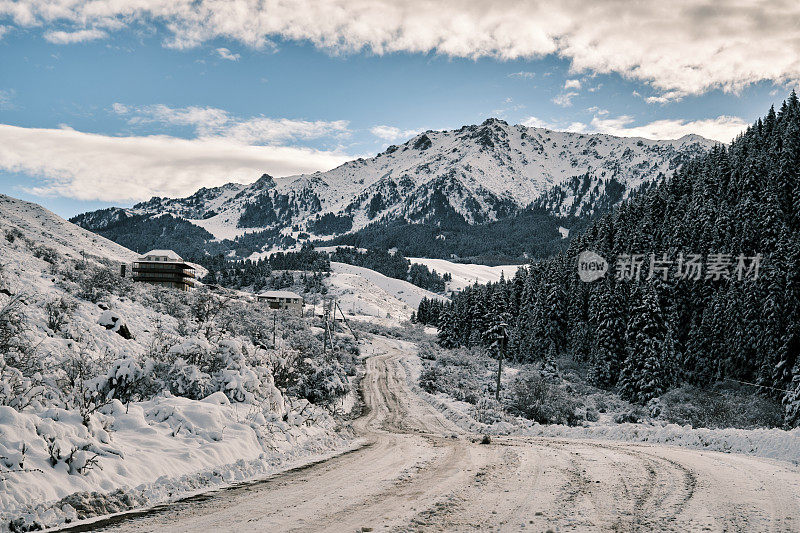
[0,2,797,218]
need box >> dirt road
[83,336,800,532]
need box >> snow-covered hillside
[0,195,137,264]
[407,257,525,292]
[326,262,446,325]
[0,197,359,531]
[72,120,715,251]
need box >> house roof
[141,249,184,261]
[258,290,303,300]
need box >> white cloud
[215,47,239,61]
[0,25,8,40]
[0,124,352,202]
[115,104,350,145]
[521,116,588,133]
[0,89,14,110]
[370,125,422,142]
[586,106,608,115]
[564,79,581,90]
[643,91,688,104]
[590,115,748,143]
[522,113,747,143]
[4,1,799,98]
[552,91,578,107]
[43,28,107,44]
[508,71,535,79]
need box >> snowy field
[406,257,525,292]
[326,262,446,325]
[0,195,137,265]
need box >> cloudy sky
[1,0,798,217]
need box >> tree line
[428,93,800,427]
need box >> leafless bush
[46,439,102,475]
[45,296,76,333]
[506,370,581,425]
[32,245,59,264]
[4,227,23,244]
[659,385,782,429]
[0,356,47,410]
[191,290,228,339]
[0,294,21,343]
[58,339,115,425]
[77,266,128,303]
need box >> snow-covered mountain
[72,119,716,253]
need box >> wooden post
[495,327,508,401]
[273,311,277,348]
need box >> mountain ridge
[71,119,717,259]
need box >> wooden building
[132,250,195,291]
[257,290,304,311]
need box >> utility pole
[272,311,277,348]
[495,324,508,401]
[323,298,331,353]
[335,300,358,342]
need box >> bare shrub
[45,296,76,333]
[77,267,128,303]
[0,356,46,410]
[506,371,581,425]
[419,347,489,404]
[0,294,24,355]
[32,245,59,264]
[659,385,782,429]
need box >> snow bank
[421,389,800,463]
[0,396,356,531]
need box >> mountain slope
[72,120,715,259]
[0,194,138,264]
[435,93,800,426]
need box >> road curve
[81,336,800,532]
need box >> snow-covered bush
[44,296,76,333]
[659,385,782,429]
[75,266,129,304]
[164,358,210,400]
[472,397,505,425]
[0,294,24,357]
[419,347,489,404]
[271,334,353,407]
[506,370,582,426]
[0,356,46,411]
[91,358,153,405]
[209,340,260,403]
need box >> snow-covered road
[68,336,800,532]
